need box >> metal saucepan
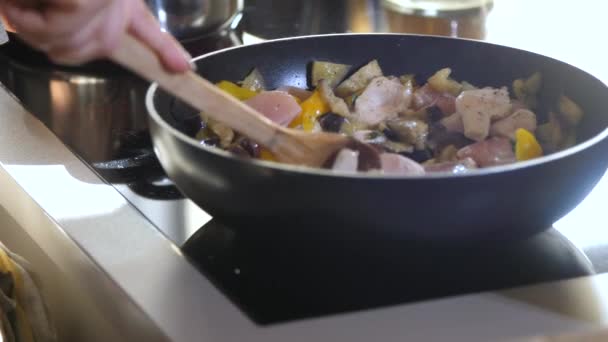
[0,32,151,164]
[145,0,243,41]
[146,34,608,243]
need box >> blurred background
[239,0,494,41]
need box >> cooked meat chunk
[354,76,412,126]
[456,87,512,141]
[456,137,516,167]
[490,109,537,140]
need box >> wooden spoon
[110,35,366,169]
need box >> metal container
[145,0,244,41]
[0,33,150,164]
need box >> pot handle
[0,20,8,46]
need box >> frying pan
[146,34,608,243]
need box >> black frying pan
[146,34,608,243]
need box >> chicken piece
[335,59,383,98]
[380,153,425,175]
[332,148,359,173]
[456,87,512,141]
[354,76,412,126]
[510,99,529,113]
[424,157,478,174]
[440,112,464,133]
[412,83,457,115]
[245,91,302,126]
[318,79,351,118]
[461,110,491,142]
[490,109,537,140]
[456,137,516,167]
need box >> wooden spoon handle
[109,35,284,147]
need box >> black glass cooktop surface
[182,220,594,325]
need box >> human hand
[0,0,192,72]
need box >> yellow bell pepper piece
[216,81,258,101]
[515,128,543,161]
[289,90,330,131]
[259,148,277,162]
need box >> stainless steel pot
[145,0,244,41]
[0,33,150,163]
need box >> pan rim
[145,32,608,180]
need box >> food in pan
[194,59,584,175]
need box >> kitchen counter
[1,0,608,341]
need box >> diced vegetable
[382,141,414,154]
[289,90,330,131]
[195,128,221,147]
[515,128,543,161]
[259,148,277,161]
[561,130,577,149]
[344,89,364,108]
[240,68,266,92]
[537,111,564,152]
[335,59,383,97]
[385,118,429,150]
[513,72,542,109]
[318,79,351,117]
[437,145,458,162]
[353,130,387,144]
[277,86,312,102]
[427,68,462,96]
[217,81,258,101]
[399,74,416,86]
[195,59,586,174]
[207,119,235,148]
[398,148,431,163]
[311,61,351,88]
[558,95,584,126]
[353,130,413,153]
[231,137,260,158]
[461,81,478,91]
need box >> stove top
[1,0,607,328]
[182,220,594,325]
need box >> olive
[238,138,261,158]
[427,106,444,122]
[382,128,401,142]
[400,149,433,163]
[318,113,346,133]
[427,123,472,152]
